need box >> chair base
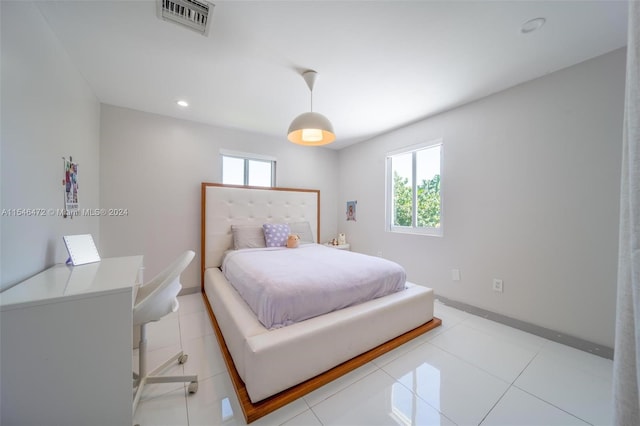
[133,325,198,414]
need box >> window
[386,141,442,236]
[221,150,276,187]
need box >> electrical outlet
[377,251,383,257]
[451,269,460,281]
[492,279,504,293]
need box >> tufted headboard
[201,183,320,288]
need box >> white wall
[337,48,626,348]
[100,105,339,291]
[0,2,101,291]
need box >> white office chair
[132,250,198,414]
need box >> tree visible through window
[386,142,442,235]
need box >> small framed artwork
[346,200,357,221]
[62,156,78,218]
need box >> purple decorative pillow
[262,223,291,247]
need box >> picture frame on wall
[346,201,356,221]
[63,156,78,218]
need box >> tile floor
[133,293,614,426]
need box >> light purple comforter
[222,244,407,329]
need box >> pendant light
[287,70,336,146]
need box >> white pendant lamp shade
[287,70,336,146]
[287,112,335,146]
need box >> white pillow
[231,225,266,249]
[288,221,314,243]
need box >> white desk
[0,256,143,426]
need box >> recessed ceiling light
[521,17,546,34]
[177,100,189,107]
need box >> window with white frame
[221,150,276,187]
[385,140,442,236]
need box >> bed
[200,183,441,423]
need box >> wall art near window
[346,200,357,221]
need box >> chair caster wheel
[178,354,188,364]
[188,381,198,393]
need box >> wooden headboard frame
[200,183,320,291]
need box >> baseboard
[435,295,614,360]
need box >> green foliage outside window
[393,171,441,228]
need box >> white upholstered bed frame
[200,183,441,423]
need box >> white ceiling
[36,0,629,150]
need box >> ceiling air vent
[157,0,214,36]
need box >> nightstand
[324,243,350,251]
